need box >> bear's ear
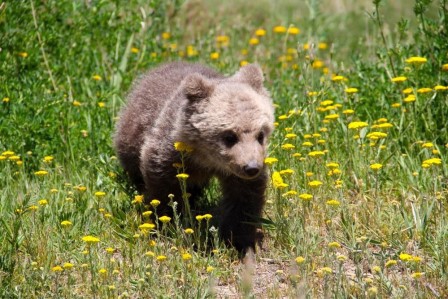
[183,73,214,102]
[232,64,265,92]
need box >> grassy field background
[1,0,447,298]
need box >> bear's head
[176,64,275,180]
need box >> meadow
[1,0,447,297]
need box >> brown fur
[114,62,274,253]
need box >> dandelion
[417,87,432,94]
[52,266,63,272]
[370,163,383,171]
[326,199,340,206]
[422,142,434,148]
[302,141,313,147]
[150,199,161,207]
[255,28,266,36]
[405,56,427,64]
[285,133,297,139]
[273,25,287,33]
[176,173,189,180]
[434,85,448,91]
[391,76,407,83]
[63,262,74,270]
[385,260,397,267]
[308,180,323,188]
[132,195,144,204]
[331,75,346,82]
[299,193,313,201]
[35,170,49,176]
[272,172,288,189]
[94,191,106,197]
[348,121,368,129]
[287,26,300,34]
[142,211,153,217]
[345,87,358,94]
[139,223,156,230]
[281,143,295,150]
[343,109,354,114]
[159,216,171,223]
[82,235,100,244]
[61,220,72,227]
[156,255,167,262]
[182,253,192,261]
[174,141,193,152]
[295,256,305,264]
[210,52,220,60]
[98,102,106,108]
[308,151,325,157]
[92,75,102,81]
[328,241,341,248]
[249,38,259,45]
[43,156,54,163]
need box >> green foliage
[1,0,447,297]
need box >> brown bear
[114,62,274,253]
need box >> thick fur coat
[115,62,274,253]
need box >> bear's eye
[257,132,265,144]
[222,131,238,148]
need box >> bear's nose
[243,162,261,177]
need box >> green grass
[1,0,447,297]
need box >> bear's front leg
[218,172,267,255]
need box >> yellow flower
[385,260,397,267]
[145,251,155,257]
[61,220,72,227]
[255,28,266,36]
[2,97,10,103]
[139,223,156,230]
[43,156,54,163]
[326,199,340,206]
[422,158,442,167]
[370,163,383,171]
[298,193,313,201]
[279,169,294,175]
[391,76,407,83]
[28,205,38,211]
[2,150,15,157]
[52,266,63,272]
[240,60,249,67]
[326,162,339,168]
[38,199,48,206]
[273,25,287,33]
[422,142,434,148]
[417,87,432,94]
[272,172,288,189]
[203,214,212,220]
[287,26,300,35]
[98,268,107,276]
[176,173,189,180]
[161,32,171,40]
[63,262,74,270]
[98,102,106,108]
[308,151,325,157]
[308,180,323,188]
[405,56,427,64]
[318,42,328,49]
[348,121,368,130]
[196,215,204,221]
[92,75,102,81]
[345,87,358,94]
[18,52,28,58]
[324,113,339,120]
[132,195,144,204]
[331,75,346,82]
[206,266,215,272]
[343,109,354,114]
[174,141,193,152]
[366,132,387,139]
[182,253,192,261]
[210,52,220,60]
[302,141,313,147]
[411,272,425,279]
[131,47,139,53]
[392,102,401,108]
[249,38,259,45]
[295,256,305,264]
[94,191,106,197]
[434,85,448,91]
[150,199,161,207]
[159,216,171,223]
[82,235,100,244]
[328,241,341,248]
[282,190,298,197]
[156,255,167,262]
[142,211,153,217]
[184,228,194,234]
[281,143,295,150]
[285,133,297,139]
[105,247,115,254]
[35,170,49,176]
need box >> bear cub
[114,62,274,253]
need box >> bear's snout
[243,161,262,178]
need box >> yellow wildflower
[174,141,193,152]
[184,228,194,234]
[264,157,278,165]
[405,56,427,64]
[176,173,189,180]
[326,199,340,206]
[92,75,102,81]
[159,216,171,223]
[391,76,407,83]
[370,163,383,171]
[255,28,266,36]
[308,180,323,188]
[82,235,100,244]
[348,121,368,129]
[150,199,161,207]
[35,170,49,176]
[287,26,300,34]
[328,241,341,248]
[345,87,358,94]
[272,171,288,189]
[182,253,192,261]
[61,220,72,227]
[94,191,106,197]
[273,25,287,33]
[132,195,144,204]
[52,266,63,272]
[156,255,167,262]
[210,52,220,60]
[295,256,305,264]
